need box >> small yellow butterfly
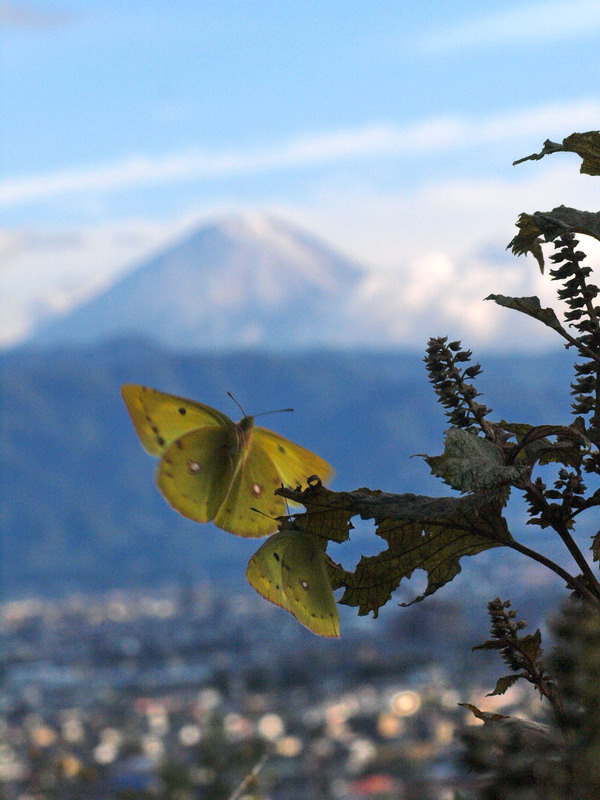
[121,384,334,538]
[246,529,340,637]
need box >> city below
[1,583,544,800]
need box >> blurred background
[2,2,599,798]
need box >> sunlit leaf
[458,703,509,723]
[424,428,529,492]
[513,131,600,176]
[332,493,510,614]
[506,207,600,271]
[486,294,567,334]
[487,675,520,696]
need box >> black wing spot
[273,553,281,561]
[278,445,286,453]
[178,407,187,415]
[157,436,165,447]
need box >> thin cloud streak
[1,98,599,207]
[418,0,600,53]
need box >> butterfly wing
[246,531,340,638]
[246,531,289,611]
[214,435,288,537]
[122,384,232,455]
[157,425,238,522]
[254,427,334,491]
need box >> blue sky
[1,0,599,347]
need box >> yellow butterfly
[246,529,340,637]
[121,384,334,538]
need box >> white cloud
[2,159,599,351]
[418,0,600,54]
[0,218,184,346]
[280,160,600,269]
[274,161,600,351]
[1,97,598,207]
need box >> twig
[227,752,270,800]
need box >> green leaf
[513,131,600,176]
[504,422,590,469]
[277,484,512,617]
[329,493,511,614]
[487,674,521,696]
[424,428,529,492]
[458,703,509,723]
[496,420,534,439]
[506,207,600,270]
[486,294,567,334]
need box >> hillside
[1,341,578,600]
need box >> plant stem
[553,519,600,598]
[525,481,600,598]
[553,326,600,366]
[506,537,600,607]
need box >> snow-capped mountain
[29,214,367,350]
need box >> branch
[505,536,600,607]
[227,752,270,800]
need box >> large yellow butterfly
[246,529,340,637]
[121,384,334,538]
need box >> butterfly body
[121,384,334,537]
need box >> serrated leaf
[563,131,600,175]
[458,703,509,723]
[330,493,511,615]
[516,631,544,663]
[275,479,354,544]
[506,213,546,270]
[486,294,567,334]
[494,420,589,468]
[487,674,520,697]
[472,640,503,652]
[513,131,600,176]
[506,207,600,270]
[496,420,534,439]
[277,484,512,617]
[424,428,529,492]
[520,424,589,468]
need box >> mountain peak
[29,214,366,351]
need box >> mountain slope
[30,214,366,350]
[1,340,576,599]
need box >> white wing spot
[300,580,309,590]
[251,483,263,497]
[188,460,201,474]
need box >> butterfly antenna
[250,507,279,520]
[253,407,294,418]
[227,391,247,416]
